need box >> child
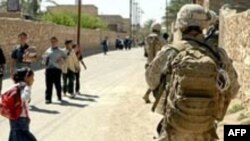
[72,44,87,95]
[62,40,80,98]
[9,68,37,141]
[10,32,37,76]
[42,37,67,104]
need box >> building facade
[100,15,130,33]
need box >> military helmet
[176,4,215,30]
[151,23,162,32]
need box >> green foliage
[227,104,245,114]
[0,0,7,9]
[164,0,193,28]
[143,19,154,31]
[42,12,76,26]
[139,19,155,39]
[42,12,107,29]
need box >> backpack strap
[152,46,180,112]
[205,27,217,42]
[182,37,223,68]
[17,83,30,120]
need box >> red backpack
[0,85,23,120]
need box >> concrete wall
[220,9,250,97]
[0,18,125,65]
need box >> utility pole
[134,2,138,39]
[138,8,141,26]
[166,0,169,32]
[129,0,133,39]
[77,0,82,45]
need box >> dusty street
[0,48,162,141]
[0,48,240,141]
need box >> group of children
[42,37,87,104]
[0,33,87,141]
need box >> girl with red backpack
[8,68,37,141]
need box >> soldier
[146,4,240,141]
[143,23,166,103]
[205,10,219,48]
[144,23,166,67]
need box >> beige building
[123,18,130,34]
[100,15,130,33]
[47,5,98,16]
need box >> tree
[143,19,154,31]
[23,0,42,16]
[164,0,192,31]
[0,0,7,10]
[45,0,58,6]
[139,19,155,40]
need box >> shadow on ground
[30,105,60,114]
[79,93,100,99]
[73,97,97,102]
[52,100,88,108]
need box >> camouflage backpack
[164,38,233,133]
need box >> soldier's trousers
[158,125,217,141]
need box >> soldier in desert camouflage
[143,23,166,103]
[146,4,240,141]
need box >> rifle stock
[152,75,167,112]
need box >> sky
[41,0,167,25]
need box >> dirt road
[0,48,162,141]
[0,48,242,141]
